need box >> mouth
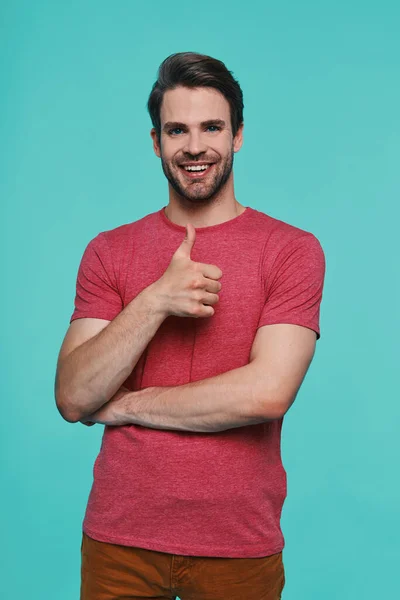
[178,163,216,179]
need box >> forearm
[57,283,167,422]
[85,362,274,433]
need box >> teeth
[184,164,210,171]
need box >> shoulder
[249,206,322,250]
[248,208,325,271]
[89,211,158,254]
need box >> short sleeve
[258,234,326,340]
[70,233,123,323]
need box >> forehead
[160,86,230,126]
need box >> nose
[184,130,207,156]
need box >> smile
[179,163,215,179]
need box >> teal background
[1,1,399,598]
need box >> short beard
[160,147,234,203]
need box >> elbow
[257,394,291,421]
[266,395,296,420]
[56,397,82,423]
[59,406,81,423]
[55,383,82,424]
[264,405,287,421]
[275,404,289,420]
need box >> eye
[206,125,220,132]
[169,128,184,135]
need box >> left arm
[81,323,317,433]
[81,362,272,433]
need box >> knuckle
[191,276,203,289]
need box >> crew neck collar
[159,205,251,233]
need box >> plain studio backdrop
[1,1,399,599]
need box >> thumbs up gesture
[154,223,223,319]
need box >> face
[151,86,243,204]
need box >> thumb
[178,223,196,257]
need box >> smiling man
[157,91,237,205]
[55,52,326,600]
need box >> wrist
[145,280,171,319]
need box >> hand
[80,385,132,427]
[154,223,223,319]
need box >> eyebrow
[162,119,226,132]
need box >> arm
[57,223,223,425]
[55,282,167,423]
[81,361,270,432]
[81,323,317,433]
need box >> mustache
[176,158,219,166]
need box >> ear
[233,122,244,153]
[150,128,161,158]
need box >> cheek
[213,140,230,157]
[162,147,180,165]
[161,135,182,151]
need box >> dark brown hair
[147,52,244,141]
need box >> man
[55,52,325,600]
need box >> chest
[120,240,266,389]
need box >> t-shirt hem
[82,524,284,558]
[70,311,120,323]
[257,318,320,340]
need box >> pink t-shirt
[70,205,325,558]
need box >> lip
[179,163,216,179]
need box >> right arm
[55,282,167,423]
[56,222,221,424]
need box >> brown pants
[81,531,285,599]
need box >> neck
[165,176,245,228]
